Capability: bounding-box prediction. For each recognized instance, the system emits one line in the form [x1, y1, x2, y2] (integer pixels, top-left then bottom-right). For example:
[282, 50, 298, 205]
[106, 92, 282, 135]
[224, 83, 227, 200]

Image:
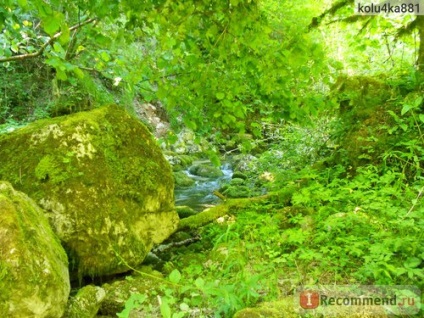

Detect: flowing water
[174, 162, 233, 211]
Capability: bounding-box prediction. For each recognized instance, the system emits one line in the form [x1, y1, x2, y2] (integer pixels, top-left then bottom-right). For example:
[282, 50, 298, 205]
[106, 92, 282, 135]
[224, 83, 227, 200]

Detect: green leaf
[95, 34, 112, 46]
[58, 23, 70, 44]
[73, 68, 84, 79]
[168, 269, 181, 284]
[183, 118, 197, 130]
[419, 114, 424, 123]
[53, 42, 65, 54]
[400, 123, 408, 131]
[117, 293, 146, 317]
[160, 298, 172, 318]
[10, 43, 19, 53]
[401, 104, 411, 116]
[195, 277, 205, 288]
[100, 51, 111, 62]
[205, 150, 220, 166]
[43, 12, 63, 36]
[37, 3, 53, 17]
[404, 257, 421, 269]
[56, 69, 67, 81]
[414, 96, 423, 107]
[216, 92, 225, 100]
[17, 0, 27, 7]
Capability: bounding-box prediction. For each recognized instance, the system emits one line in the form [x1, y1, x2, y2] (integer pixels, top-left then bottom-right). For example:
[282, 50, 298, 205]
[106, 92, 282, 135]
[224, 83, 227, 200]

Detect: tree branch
[0, 18, 97, 63]
[309, 0, 354, 30]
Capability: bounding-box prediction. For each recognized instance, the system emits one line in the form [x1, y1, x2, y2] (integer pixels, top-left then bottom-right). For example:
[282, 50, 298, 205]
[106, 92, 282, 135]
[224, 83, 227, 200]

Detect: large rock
[173, 171, 195, 187]
[0, 181, 70, 317]
[188, 163, 224, 178]
[0, 105, 178, 277]
[233, 298, 297, 318]
[64, 285, 106, 318]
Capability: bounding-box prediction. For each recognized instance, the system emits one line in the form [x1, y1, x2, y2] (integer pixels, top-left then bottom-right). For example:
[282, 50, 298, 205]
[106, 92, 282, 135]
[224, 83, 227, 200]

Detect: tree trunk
[416, 15, 424, 71]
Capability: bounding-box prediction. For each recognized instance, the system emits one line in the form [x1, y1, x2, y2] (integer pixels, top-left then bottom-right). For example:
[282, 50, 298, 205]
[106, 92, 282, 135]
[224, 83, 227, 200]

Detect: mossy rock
[232, 171, 248, 180]
[173, 171, 195, 187]
[0, 105, 179, 277]
[64, 285, 105, 318]
[0, 181, 70, 318]
[166, 154, 195, 171]
[175, 155, 194, 168]
[188, 163, 223, 178]
[175, 205, 197, 218]
[98, 269, 166, 316]
[235, 295, 388, 318]
[172, 164, 184, 172]
[233, 297, 297, 318]
[230, 178, 245, 186]
[223, 185, 251, 198]
[232, 154, 258, 172]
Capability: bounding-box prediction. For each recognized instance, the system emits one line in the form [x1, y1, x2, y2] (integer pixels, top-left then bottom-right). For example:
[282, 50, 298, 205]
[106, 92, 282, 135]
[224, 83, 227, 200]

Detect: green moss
[173, 171, 195, 187]
[235, 296, 389, 318]
[99, 270, 168, 316]
[175, 205, 197, 218]
[0, 181, 70, 317]
[0, 105, 178, 277]
[233, 297, 297, 318]
[223, 185, 251, 198]
[232, 171, 248, 180]
[35, 154, 73, 184]
[188, 163, 223, 178]
[230, 178, 245, 185]
[64, 285, 106, 318]
[331, 75, 400, 170]
[177, 195, 274, 231]
[178, 204, 228, 231]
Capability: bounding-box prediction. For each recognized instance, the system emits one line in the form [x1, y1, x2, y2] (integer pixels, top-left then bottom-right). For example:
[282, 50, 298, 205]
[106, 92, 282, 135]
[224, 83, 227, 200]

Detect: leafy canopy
[0, 0, 330, 135]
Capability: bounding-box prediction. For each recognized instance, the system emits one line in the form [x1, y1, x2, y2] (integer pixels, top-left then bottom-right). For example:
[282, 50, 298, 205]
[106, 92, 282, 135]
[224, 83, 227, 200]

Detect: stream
[174, 162, 233, 211]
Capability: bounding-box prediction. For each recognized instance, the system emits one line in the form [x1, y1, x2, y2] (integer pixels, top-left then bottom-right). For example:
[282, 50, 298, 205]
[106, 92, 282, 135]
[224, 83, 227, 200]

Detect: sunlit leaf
[401, 104, 411, 116]
[169, 269, 181, 284]
[73, 68, 84, 79]
[216, 92, 225, 100]
[43, 12, 63, 36]
[195, 277, 204, 288]
[160, 298, 172, 318]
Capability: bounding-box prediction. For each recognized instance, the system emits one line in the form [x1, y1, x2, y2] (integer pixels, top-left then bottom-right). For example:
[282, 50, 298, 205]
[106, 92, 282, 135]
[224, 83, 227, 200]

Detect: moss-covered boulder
[234, 296, 388, 318]
[165, 153, 196, 172]
[230, 178, 245, 186]
[0, 105, 178, 277]
[223, 185, 251, 198]
[233, 298, 296, 318]
[232, 171, 248, 180]
[98, 268, 165, 316]
[0, 181, 70, 318]
[173, 171, 195, 187]
[64, 285, 106, 318]
[188, 163, 223, 178]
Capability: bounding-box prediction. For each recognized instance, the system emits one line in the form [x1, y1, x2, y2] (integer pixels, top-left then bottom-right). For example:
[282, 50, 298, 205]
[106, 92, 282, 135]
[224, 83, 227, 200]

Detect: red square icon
[300, 290, 320, 309]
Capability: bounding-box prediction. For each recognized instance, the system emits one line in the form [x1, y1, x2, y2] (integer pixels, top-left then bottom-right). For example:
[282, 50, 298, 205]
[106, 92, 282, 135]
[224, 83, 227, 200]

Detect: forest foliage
[0, 0, 330, 132]
[1, 0, 424, 316]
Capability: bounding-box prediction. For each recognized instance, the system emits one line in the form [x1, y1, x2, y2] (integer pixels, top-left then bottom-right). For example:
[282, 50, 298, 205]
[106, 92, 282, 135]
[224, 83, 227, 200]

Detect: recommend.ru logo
[296, 285, 420, 316]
